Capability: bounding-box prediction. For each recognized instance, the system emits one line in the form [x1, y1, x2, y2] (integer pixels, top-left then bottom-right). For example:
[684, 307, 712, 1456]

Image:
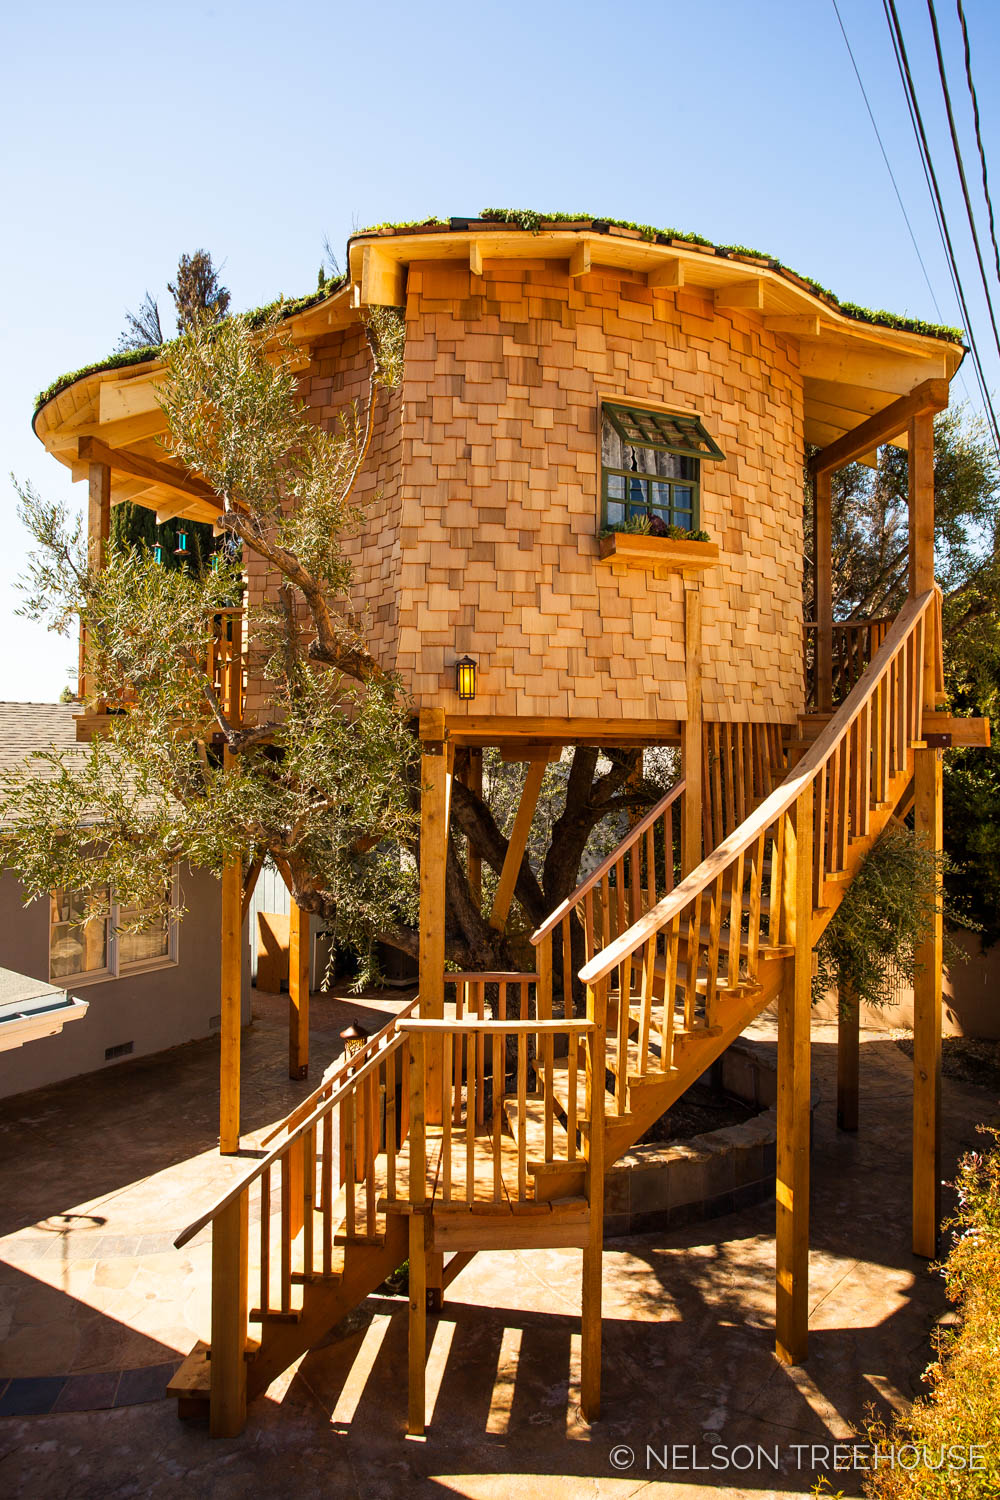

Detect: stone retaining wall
[603, 1038, 817, 1237]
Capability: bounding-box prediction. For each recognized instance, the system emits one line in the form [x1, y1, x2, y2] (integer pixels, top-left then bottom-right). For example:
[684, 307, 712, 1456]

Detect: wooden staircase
[168, 588, 942, 1438]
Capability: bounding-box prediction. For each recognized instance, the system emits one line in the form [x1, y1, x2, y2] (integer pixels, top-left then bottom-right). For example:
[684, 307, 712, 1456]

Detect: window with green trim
[601, 403, 725, 531]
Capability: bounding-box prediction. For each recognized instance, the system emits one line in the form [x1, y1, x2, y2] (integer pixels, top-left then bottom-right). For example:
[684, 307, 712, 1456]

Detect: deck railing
[804, 616, 893, 710]
[78, 606, 246, 722]
[581, 590, 940, 1088]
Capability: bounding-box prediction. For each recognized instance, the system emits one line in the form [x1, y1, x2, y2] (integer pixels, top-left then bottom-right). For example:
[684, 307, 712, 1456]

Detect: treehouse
[32, 215, 990, 1440]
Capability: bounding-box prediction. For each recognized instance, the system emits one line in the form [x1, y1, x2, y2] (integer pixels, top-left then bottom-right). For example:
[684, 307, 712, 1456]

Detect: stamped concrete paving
[0, 992, 997, 1499]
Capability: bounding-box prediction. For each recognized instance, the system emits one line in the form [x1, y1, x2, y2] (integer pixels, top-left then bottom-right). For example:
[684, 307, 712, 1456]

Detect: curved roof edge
[33, 212, 964, 426]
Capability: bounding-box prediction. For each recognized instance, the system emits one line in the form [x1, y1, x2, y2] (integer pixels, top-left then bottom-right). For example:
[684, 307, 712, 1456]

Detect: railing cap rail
[398, 1017, 593, 1034]
[530, 778, 686, 945]
[580, 591, 936, 986]
[174, 1019, 409, 1250]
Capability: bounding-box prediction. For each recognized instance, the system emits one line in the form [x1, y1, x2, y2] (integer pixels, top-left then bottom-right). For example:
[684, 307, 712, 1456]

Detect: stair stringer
[247, 1211, 409, 1401]
[603, 761, 916, 1168]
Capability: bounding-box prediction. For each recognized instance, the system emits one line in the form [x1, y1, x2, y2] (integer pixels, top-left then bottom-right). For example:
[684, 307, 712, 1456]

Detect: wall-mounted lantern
[455, 656, 478, 701]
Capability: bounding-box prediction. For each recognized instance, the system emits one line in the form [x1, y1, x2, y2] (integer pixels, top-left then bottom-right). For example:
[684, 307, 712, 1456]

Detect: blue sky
[1, 0, 998, 699]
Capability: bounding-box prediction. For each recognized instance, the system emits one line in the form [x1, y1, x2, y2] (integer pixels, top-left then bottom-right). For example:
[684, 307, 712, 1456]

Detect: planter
[597, 531, 719, 576]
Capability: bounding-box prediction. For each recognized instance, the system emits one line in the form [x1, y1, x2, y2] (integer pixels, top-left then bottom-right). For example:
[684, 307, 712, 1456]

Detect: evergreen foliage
[813, 826, 955, 1011]
[864, 1128, 1000, 1499]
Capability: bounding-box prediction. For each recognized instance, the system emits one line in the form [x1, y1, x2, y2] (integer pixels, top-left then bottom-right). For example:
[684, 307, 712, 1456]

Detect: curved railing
[580, 590, 939, 1088]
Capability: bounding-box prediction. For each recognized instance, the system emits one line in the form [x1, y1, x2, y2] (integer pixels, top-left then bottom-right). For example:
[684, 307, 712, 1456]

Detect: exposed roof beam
[76, 436, 220, 508]
[809, 378, 950, 476]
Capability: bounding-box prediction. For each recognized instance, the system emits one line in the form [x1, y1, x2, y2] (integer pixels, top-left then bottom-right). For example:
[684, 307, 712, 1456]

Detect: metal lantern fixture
[174, 530, 189, 558]
[340, 1020, 369, 1060]
[153, 544, 163, 565]
[455, 656, 477, 701]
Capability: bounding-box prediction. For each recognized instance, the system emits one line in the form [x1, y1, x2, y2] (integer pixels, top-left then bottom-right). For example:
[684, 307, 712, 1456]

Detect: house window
[50, 887, 112, 982]
[49, 870, 179, 985]
[601, 403, 725, 532]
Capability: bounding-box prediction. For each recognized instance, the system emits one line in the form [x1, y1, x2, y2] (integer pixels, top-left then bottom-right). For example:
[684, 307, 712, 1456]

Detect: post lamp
[340, 1019, 369, 1061]
[455, 655, 478, 701]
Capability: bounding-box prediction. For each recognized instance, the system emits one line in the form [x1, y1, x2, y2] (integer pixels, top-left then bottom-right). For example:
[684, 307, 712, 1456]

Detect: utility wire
[925, 0, 1000, 360]
[955, 0, 1000, 288]
[830, 0, 945, 321]
[883, 0, 1000, 461]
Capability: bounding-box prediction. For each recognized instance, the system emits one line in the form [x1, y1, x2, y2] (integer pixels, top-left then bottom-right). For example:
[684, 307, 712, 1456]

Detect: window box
[597, 531, 720, 574]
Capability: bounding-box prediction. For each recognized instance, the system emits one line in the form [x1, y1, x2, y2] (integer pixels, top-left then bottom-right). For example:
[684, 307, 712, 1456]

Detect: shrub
[863, 1128, 1000, 1498]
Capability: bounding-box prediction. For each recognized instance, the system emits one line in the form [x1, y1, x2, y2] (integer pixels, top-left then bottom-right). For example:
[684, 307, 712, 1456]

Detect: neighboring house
[0, 701, 249, 1100]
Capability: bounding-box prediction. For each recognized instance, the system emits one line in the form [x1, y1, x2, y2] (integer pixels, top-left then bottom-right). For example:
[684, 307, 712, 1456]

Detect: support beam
[814, 470, 833, 714]
[580, 979, 607, 1424]
[288, 899, 310, 1081]
[776, 784, 813, 1366]
[810, 378, 949, 476]
[489, 758, 547, 931]
[912, 747, 943, 1258]
[220, 852, 243, 1153]
[408, 1213, 428, 1434]
[681, 585, 703, 876]
[466, 748, 483, 909]
[469, 241, 484, 277]
[209, 1193, 248, 1438]
[908, 410, 936, 596]
[647, 258, 684, 289]
[837, 981, 859, 1132]
[77, 435, 219, 509]
[87, 461, 111, 574]
[419, 710, 449, 1124]
[360, 245, 406, 308]
[714, 278, 764, 310]
[569, 240, 591, 278]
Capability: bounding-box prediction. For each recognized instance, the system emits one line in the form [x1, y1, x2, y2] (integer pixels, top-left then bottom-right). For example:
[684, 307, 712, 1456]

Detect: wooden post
[419, 710, 449, 1125]
[912, 747, 943, 1258]
[407, 1027, 428, 1434]
[814, 469, 833, 714]
[776, 784, 812, 1365]
[467, 748, 483, 909]
[220, 850, 243, 1154]
[87, 461, 111, 574]
[909, 410, 938, 708]
[836, 980, 860, 1133]
[580, 978, 606, 1423]
[288, 899, 310, 1080]
[490, 758, 546, 931]
[209, 1192, 248, 1437]
[681, 584, 703, 876]
[408, 1212, 428, 1434]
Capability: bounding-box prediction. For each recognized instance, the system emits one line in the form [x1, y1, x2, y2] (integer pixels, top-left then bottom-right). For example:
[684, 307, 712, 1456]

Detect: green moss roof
[34, 211, 964, 417]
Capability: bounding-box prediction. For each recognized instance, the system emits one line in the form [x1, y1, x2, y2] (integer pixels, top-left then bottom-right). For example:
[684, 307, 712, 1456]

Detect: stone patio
[0, 988, 997, 1499]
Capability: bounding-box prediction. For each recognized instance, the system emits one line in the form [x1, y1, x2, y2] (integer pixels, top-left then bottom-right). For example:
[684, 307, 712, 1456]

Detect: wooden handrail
[580, 590, 937, 985]
[398, 1018, 593, 1034]
[444, 971, 539, 983]
[175, 1023, 408, 1249]
[530, 778, 686, 945]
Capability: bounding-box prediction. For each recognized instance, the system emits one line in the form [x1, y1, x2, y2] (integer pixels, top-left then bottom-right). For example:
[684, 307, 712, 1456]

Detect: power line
[830, 0, 946, 322]
[955, 0, 1000, 289]
[882, 0, 1000, 462]
[925, 0, 1000, 361]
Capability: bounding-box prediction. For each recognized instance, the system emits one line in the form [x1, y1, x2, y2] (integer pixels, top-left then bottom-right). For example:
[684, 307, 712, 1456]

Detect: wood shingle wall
[245, 258, 806, 728]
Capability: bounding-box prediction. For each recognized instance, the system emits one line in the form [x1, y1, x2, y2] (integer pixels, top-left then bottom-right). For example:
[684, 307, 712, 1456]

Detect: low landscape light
[340, 1020, 369, 1060]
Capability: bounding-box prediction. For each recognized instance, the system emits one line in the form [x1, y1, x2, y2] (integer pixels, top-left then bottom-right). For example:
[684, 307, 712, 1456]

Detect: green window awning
[603, 404, 725, 462]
